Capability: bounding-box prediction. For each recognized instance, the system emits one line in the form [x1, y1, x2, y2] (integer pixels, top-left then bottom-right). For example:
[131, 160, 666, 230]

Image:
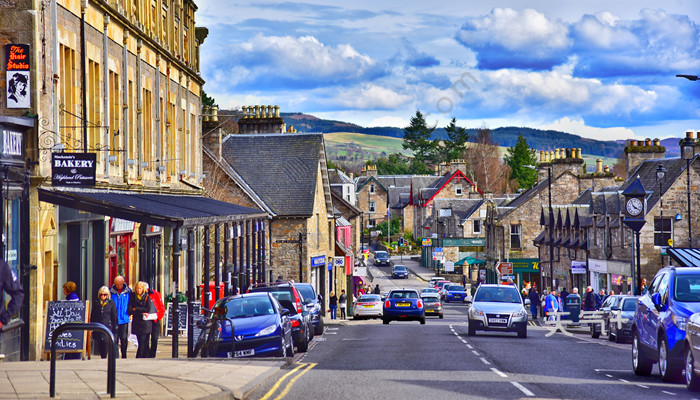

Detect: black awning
[39, 188, 268, 228]
[533, 231, 545, 245]
[668, 248, 700, 267]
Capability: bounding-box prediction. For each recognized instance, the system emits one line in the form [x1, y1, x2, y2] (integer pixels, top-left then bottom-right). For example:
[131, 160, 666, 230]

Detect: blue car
[632, 266, 700, 382]
[209, 292, 294, 358]
[382, 289, 425, 324]
[392, 265, 408, 279]
[445, 285, 467, 303]
[294, 282, 325, 335]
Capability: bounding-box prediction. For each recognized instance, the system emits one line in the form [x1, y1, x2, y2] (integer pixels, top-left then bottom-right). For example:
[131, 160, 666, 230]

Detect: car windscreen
[394, 266, 407, 271]
[622, 298, 637, 311]
[421, 288, 437, 293]
[421, 296, 439, 302]
[223, 296, 275, 318]
[376, 252, 388, 258]
[474, 287, 521, 303]
[390, 291, 418, 299]
[358, 295, 380, 302]
[674, 274, 700, 302]
[296, 285, 315, 302]
[448, 286, 465, 291]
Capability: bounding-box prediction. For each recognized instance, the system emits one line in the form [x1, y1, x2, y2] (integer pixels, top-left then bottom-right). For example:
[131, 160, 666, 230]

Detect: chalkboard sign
[43, 301, 89, 353]
[165, 302, 202, 335]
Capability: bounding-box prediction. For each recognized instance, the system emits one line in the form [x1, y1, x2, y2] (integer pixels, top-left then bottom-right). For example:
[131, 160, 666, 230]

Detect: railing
[50, 322, 116, 398]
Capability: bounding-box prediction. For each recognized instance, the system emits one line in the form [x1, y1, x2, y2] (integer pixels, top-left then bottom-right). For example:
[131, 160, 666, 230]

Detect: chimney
[596, 159, 603, 173]
[450, 159, 467, 176]
[653, 138, 660, 147]
[440, 162, 449, 175]
[555, 149, 560, 159]
[576, 148, 581, 159]
[539, 150, 544, 163]
[603, 165, 610, 173]
[625, 137, 666, 178]
[274, 105, 280, 118]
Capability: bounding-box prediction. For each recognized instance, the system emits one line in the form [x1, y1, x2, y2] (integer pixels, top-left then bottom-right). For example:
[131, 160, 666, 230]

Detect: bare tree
[463, 128, 510, 193]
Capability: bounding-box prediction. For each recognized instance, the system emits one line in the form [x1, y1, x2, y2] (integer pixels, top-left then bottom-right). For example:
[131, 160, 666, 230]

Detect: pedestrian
[63, 281, 79, 301]
[144, 283, 165, 358]
[560, 287, 569, 303]
[338, 290, 347, 319]
[275, 275, 284, 283]
[641, 278, 648, 295]
[128, 281, 154, 358]
[0, 259, 24, 358]
[597, 289, 606, 308]
[110, 276, 132, 358]
[90, 286, 117, 359]
[583, 286, 597, 311]
[373, 284, 380, 294]
[544, 289, 558, 321]
[328, 291, 337, 320]
[528, 288, 539, 319]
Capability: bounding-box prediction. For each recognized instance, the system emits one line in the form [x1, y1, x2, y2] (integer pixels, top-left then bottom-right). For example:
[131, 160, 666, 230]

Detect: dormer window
[369, 184, 375, 194]
[455, 185, 463, 196]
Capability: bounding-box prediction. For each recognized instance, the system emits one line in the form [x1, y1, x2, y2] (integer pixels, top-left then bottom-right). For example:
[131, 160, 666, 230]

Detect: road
[248, 257, 695, 400]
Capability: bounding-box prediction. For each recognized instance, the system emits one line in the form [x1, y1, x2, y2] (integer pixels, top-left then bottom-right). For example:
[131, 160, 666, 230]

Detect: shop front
[589, 259, 608, 292]
[511, 258, 540, 291]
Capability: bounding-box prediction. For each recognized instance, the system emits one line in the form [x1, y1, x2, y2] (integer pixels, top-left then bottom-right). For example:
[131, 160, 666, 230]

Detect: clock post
[622, 177, 649, 295]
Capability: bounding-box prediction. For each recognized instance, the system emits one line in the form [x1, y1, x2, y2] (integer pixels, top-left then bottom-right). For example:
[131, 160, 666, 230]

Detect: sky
[196, 1, 700, 141]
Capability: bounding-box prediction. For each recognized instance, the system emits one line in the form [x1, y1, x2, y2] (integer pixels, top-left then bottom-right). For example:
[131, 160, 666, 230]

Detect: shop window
[654, 217, 672, 247]
[510, 224, 522, 249]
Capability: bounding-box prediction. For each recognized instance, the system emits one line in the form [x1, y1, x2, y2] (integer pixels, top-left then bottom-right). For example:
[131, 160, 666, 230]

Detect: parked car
[684, 312, 700, 391]
[421, 293, 443, 319]
[383, 289, 425, 325]
[352, 294, 383, 319]
[632, 266, 700, 382]
[248, 282, 313, 352]
[392, 264, 409, 279]
[590, 294, 626, 339]
[445, 285, 468, 303]
[608, 296, 638, 343]
[207, 292, 294, 358]
[374, 251, 391, 267]
[293, 282, 324, 335]
[429, 277, 446, 287]
[467, 284, 527, 338]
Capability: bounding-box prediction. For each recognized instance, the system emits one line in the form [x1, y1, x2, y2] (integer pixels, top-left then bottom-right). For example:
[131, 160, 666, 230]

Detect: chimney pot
[254, 105, 260, 118]
[687, 130, 695, 140]
[539, 150, 544, 163]
[653, 138, 660, 146]
[577, 148, 582, 159]
[603, 165, 610, 173]
[645, 138, 652, 146]
[275, 105, 280, 118]
[629, 140, 637, 146]
[596, 159, 603, 174]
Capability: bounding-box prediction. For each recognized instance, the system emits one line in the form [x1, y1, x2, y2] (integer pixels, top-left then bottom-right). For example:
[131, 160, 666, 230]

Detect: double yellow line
[259, 363, 317, 400]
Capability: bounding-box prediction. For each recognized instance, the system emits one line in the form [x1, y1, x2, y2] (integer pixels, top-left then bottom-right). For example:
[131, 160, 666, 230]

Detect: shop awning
[39, 188, 268, 228]
[455, 256, 486, 266]
[668, 248, 700, 267]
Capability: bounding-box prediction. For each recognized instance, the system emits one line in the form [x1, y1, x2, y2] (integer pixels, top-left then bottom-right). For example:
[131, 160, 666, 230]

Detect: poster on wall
[5, 44, 30, 109]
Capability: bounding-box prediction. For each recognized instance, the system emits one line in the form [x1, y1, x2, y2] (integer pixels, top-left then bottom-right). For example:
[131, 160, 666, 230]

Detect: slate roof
[621, 156, 696, 211]
[499, 178, 549, 218]
[221, 133, 327, 217]
[432, 198, 484, 222]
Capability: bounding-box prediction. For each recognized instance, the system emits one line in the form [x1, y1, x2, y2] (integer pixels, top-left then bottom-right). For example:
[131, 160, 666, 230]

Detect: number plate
[488, 318, 508, 324]
[233, 349, 255, 358]
[396, 302, 411, 307]
[363, 305, 373, 308]
[454, 294, 461, 298]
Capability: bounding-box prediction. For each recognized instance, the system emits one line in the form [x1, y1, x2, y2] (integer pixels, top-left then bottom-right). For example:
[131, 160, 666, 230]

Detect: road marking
[661, 391, 676, 396]
[327, 328, 338, 330]
[636, 384, 649, 389]
[270, 363, 316, 400]
[510, 381, 534, 397]
[594, 369, 629, 372]
[480, 357, 491, 365]
[341, 338, 365, 341]
[605, 374, 613, 378]
[466, 344, 473, 349]
[259, 363, 310, 400]
[491, 368, 508, 378]
[325, 332, 337, 335]
[471, 350, 480, 356]
[618, 379, 629, 383]
[460, 339, 467, 344]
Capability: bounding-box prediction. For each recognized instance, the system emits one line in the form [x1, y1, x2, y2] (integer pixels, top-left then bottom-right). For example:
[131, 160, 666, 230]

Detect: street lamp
[677, 74, 699, 81]
[526, 164, 554, 293]
[656, 164, 666, 262]
[681, 137, 696, 248]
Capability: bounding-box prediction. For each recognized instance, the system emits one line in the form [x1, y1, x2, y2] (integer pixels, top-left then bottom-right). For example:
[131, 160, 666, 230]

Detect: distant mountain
[281, 112, 684, 159]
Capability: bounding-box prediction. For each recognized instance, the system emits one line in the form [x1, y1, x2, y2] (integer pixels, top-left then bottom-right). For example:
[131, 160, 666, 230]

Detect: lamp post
[656, 164, 666, 263]
[681, 137, 696, 248]
[525, 164, 553, 293]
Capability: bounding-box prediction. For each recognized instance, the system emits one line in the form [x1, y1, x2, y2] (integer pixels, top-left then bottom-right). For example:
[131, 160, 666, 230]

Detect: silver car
[467, 284, 528, 338]
[421, 293, 443, 319]
[352, 294, 383, 319]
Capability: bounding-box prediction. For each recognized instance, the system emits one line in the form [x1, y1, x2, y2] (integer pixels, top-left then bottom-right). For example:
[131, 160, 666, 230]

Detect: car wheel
[439, 314, 444, 319]
[632, 330, 653, 376]
[354, 315, 362, 320]
[277, 336, 288, 357]
[687, 344, 700, 391]
[314, 318, 324, 335]
[609, 322, 615, 342]
[591, 324, 600, 339]
[308, 323, 315, 340]
[467, 322, 476, 336]
[659, 335, 682, 382]
[383, 318, 389, 325]
[445, 299, 449, 303]
[420, 318, 426, 325]
[297, 329, 309, 352]
[518, 326, 527, 338]
[287, 337, 295, 357]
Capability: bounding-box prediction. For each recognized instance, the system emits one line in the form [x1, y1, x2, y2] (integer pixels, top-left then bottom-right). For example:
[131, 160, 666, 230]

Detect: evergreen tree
[375, 153, 412, 175]
[504, 134, 538, 189]
[402, 110, 438, 166]
[440, 117, 470, 163]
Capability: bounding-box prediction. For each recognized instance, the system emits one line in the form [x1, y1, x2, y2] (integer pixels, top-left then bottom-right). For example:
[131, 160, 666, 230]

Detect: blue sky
[196, 1, 700, 140]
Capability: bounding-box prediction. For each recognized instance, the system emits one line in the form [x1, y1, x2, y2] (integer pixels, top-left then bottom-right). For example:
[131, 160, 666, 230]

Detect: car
[632, 266, 700, 382]
[421, 287, 439, 295]
[248, 282, 314, 352]
[392, 264, 409, 279]
[429, 277, 446, 287]
[352, 294, 383, 319]
[467, 284, 528, 338]
[374, 251, 391, 267]
[435, 281, 451, 299]
[293, 282, 324, 335]
[685, 312, 700, 391]
[383, 289, 425, 324]
[589, 294, 626, 339]
[207, 292, 294, 358]
[421, 293, 443, 318]
[608, 296, 637, 343]
[445, 285, 468, 303]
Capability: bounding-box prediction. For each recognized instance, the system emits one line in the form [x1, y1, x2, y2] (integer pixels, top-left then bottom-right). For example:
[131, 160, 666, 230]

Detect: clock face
[626, 197, 643, 216]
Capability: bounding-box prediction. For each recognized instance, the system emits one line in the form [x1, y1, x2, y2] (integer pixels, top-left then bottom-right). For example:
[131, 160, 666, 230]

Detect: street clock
[622, 176, 648, 231]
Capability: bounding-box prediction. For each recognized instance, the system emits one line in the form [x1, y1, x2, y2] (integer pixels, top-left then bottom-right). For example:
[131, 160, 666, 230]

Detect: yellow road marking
[258, 363, 309, 400]
[271, 363, 316, 400]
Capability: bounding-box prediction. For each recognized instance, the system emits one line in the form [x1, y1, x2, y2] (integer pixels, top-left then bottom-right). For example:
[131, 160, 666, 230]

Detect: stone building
[355, 165, 389, 230]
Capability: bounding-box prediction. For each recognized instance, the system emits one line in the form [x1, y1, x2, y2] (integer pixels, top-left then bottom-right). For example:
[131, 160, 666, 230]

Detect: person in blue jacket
[110, 276, 131, 358]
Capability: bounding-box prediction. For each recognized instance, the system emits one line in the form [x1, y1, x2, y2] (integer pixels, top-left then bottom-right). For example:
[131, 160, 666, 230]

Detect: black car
[590, 295, 626, 338]
[392, 265, 408, 279]
[608, 296, 637, 343]
[374, 251, 391, 267]
[248, 282, 313, 352]
[294, 282, 324, 335]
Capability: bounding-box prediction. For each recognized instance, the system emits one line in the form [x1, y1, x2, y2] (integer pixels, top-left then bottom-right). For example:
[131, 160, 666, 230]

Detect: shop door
[141, 235, 160, 289]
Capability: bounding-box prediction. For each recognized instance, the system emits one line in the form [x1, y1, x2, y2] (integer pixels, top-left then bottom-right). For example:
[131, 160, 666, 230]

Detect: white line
[480, 357, 491, 365]
[327, 328, 338, 330]
[605, 374, 613, 378]
[490, 368, 508, 378]
[326, 332, 337, 335]
[466, 344, 473, 349]
[594, 369, 629, 372]
[472, 350, 480, 356]
[636, 384, 649, 389]
[510, 381, 534, 397]
[662, 391, 677, 396]
[619, 379, 629, 383]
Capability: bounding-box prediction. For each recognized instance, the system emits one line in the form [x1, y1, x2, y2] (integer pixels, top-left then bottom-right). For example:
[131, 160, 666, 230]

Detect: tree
[504, 133, 538, 190]
[202, 90, 217, 108]
[376, 218, 402, 238]
[440, 117, 470, 163]
[463, 128, 510, 193]
[375, 153, 412, 175]
[403, 110, 438, 166]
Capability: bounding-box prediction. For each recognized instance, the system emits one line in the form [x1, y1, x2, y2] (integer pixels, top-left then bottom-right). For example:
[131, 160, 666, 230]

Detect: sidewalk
[0, 334, 289, 400]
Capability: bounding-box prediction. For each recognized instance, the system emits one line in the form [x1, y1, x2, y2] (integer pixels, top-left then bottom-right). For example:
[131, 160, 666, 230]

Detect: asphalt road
[248, 258, 697, 400]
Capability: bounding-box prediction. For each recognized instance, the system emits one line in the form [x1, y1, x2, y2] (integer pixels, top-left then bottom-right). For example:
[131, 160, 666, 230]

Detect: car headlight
[471, 307, 484, 317]
[512, 309, 527, 318]
[255, 325, 277, 337]
[673, 315, 688, 331]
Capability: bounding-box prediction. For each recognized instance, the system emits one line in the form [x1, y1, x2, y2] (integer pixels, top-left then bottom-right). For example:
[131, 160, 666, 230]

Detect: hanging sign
[5, 44, 30, 109]
[51, 153, 97, 186]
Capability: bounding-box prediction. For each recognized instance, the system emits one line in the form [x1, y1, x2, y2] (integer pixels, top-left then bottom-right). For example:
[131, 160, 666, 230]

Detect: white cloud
[334, 84, 413, 110]
[368, 116, 409, 128]
[540, 117, 638, 141]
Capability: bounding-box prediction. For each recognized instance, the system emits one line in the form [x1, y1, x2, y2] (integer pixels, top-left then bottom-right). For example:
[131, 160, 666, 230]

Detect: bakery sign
[51, 153, 96, 186]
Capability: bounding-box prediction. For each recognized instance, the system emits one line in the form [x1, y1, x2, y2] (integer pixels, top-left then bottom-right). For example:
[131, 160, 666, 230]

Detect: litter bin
[200, 282, 225, 311]
[566, 294, 582, 323]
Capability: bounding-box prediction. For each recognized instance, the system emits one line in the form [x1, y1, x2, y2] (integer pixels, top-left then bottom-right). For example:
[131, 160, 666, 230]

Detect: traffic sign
[422, 238, 432, 246]
[496, 262, 513, 275]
